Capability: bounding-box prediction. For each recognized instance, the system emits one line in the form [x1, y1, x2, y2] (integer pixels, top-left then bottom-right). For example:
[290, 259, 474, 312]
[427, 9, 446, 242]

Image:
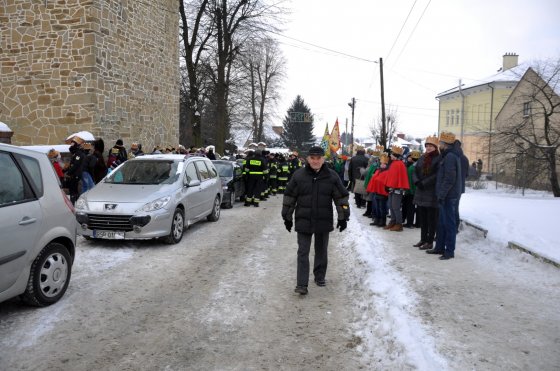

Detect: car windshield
[214, 162, 233, 177]
[105, 160, 182, 185]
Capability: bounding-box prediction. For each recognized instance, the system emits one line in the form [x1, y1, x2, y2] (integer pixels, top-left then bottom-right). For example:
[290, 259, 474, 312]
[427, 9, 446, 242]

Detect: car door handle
[19, 217, 37, 225]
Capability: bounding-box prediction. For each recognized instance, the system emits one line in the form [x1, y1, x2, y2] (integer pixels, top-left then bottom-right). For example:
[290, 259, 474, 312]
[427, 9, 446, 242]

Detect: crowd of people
[338, 131, 469, 260]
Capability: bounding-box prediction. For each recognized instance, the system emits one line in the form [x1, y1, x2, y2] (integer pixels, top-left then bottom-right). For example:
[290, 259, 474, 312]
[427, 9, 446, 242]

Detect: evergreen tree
[281, 95, 316, 153]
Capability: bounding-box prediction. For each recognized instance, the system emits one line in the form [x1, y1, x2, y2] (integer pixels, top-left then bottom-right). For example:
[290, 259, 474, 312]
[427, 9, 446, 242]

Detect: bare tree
[179, 0, 213, 147]
[492, 59, 560, 196]
[370, 107, 399, 148]
[207, 0, 282, 154]
[240, 37, 285, 143]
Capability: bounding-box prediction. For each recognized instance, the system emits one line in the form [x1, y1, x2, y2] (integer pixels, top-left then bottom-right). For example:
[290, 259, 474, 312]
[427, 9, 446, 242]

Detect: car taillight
[61, 189, 75, 214]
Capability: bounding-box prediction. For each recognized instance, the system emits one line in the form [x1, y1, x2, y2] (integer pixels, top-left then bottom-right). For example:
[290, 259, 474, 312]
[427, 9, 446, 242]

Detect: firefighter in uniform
[244, 149, 266, 207]
[277, 154, 290, 194]
[268, 153, 278, 195]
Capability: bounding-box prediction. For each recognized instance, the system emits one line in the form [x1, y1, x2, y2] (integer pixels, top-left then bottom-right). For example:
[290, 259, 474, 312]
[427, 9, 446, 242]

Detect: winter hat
[439, 132, 456, 145]
[116, 139, 124, 146]
[71, 136, 84, 145]
[307, 146, 325, 157]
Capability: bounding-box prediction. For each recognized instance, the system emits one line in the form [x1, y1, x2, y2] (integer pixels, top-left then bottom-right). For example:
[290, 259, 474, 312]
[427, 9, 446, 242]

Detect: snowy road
[1, 195, 559, 370]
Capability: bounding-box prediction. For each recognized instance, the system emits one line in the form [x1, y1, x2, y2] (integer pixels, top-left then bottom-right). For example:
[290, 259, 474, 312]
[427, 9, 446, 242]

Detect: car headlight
[137, 196, 171, 212]
[75, 197, 88, 210]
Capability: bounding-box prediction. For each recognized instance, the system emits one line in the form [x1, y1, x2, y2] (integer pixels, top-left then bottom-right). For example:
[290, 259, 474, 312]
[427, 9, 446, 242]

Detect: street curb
[507, 241, 560, 269]
[461, 218, 559, 269]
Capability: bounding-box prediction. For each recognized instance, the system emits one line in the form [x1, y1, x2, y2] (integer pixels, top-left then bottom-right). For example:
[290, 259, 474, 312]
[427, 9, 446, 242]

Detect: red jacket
[385, 160, 410, 190]
[367, 168, 389, 196]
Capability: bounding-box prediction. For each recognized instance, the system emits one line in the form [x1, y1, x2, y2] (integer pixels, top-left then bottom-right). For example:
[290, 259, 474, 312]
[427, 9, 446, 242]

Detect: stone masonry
[0, 0, 179, 149]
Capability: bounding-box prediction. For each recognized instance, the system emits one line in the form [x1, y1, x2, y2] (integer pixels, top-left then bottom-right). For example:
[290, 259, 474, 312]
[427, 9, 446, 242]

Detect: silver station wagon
[75, 155, 222, 244]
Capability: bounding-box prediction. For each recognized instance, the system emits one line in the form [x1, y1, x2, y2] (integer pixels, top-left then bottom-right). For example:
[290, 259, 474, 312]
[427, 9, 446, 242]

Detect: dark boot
[370, 219, 379, 226]
[294, 286, 308, 295]
[419, 242, 433, 250]
[413, 240, 425, 247]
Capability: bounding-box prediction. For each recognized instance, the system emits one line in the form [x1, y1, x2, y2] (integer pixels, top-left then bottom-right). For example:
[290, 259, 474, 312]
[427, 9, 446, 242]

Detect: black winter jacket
[282, 164, 350, 233]
[412, 152, 441, 208]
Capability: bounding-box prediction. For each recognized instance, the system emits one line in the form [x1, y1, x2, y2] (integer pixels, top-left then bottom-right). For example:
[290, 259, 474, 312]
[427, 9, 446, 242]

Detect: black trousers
[296, 232, 329, 287]
[417, 206, 438, 243]
[402, 194, 416, 226]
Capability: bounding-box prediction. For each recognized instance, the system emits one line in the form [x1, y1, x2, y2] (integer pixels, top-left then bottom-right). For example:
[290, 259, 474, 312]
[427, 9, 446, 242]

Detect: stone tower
[0, 0, 179, 149]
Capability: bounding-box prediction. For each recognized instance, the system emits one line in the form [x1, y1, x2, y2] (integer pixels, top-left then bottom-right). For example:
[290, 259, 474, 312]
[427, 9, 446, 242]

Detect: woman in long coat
[412, 136, 441, 250]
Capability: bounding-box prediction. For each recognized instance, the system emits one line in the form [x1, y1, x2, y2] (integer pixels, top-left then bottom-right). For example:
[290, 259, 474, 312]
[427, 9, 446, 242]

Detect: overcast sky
[275, 0, 560, 140]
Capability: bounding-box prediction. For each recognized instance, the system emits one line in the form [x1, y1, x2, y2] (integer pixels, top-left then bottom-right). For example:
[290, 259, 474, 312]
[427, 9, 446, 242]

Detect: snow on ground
[341, 210, 447, 370]
[460, 183, 560, 264]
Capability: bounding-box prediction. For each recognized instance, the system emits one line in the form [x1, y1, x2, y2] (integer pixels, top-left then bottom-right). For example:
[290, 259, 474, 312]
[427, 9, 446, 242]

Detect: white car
[75, 154, 222, 244]
[0, 143, 76, 306]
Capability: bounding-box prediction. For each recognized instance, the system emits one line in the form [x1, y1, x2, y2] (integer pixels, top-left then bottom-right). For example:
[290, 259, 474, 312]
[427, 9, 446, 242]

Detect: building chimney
[502, 52, 519, 71]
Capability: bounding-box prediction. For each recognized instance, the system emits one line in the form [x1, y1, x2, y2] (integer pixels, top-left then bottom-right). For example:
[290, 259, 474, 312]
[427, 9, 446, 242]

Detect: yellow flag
[320, 123, 330, 158]
[329, 118, 341, 152]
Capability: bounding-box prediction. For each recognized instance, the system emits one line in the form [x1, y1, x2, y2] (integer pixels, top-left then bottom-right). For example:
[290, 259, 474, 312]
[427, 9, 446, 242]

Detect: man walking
[281, 146, 350, 295]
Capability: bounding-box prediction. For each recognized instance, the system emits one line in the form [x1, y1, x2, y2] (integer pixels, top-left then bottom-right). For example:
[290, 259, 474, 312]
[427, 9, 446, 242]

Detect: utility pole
[348, 98, 355, 155]
[345, 118, 348, 154]
[380, 57, 387, 148]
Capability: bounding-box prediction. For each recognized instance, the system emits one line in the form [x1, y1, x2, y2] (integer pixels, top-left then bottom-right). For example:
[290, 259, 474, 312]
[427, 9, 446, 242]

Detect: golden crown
[425, 136, 439, 147]
[390, 145, 403, 156]
[410, 150, 421, 159]
[439, 132, 456, 144]
[375, 145, 385, 152]
[380, 153, 390, 164]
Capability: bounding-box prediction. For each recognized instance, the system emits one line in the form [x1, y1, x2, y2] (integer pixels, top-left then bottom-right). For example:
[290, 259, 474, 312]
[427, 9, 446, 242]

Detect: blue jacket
[436, 146, 462, 201]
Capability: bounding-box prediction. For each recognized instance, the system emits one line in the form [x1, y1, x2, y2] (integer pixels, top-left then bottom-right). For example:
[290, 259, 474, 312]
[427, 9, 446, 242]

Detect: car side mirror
[185, 179, 201, 187]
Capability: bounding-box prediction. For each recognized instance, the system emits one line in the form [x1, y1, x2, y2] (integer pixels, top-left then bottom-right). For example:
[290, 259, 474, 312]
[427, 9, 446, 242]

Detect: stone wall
[0, 0, 179, 150]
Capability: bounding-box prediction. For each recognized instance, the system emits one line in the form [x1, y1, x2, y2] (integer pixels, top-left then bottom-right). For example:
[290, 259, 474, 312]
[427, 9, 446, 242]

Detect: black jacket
[348, 153, 369, 181]
[412, 152, 441, 208]
[282, 163, 350, 233]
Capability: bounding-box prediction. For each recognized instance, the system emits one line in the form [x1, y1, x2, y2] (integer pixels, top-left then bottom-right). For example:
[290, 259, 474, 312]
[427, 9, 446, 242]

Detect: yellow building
[436, 53, 522, 172]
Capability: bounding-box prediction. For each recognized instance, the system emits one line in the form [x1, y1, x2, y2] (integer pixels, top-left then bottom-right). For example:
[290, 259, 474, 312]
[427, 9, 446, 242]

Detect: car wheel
[207, 195, 221, 221]
[224, 191, 234, 209]
[22, 242, 72, 307]
[164, 208, 185, 244]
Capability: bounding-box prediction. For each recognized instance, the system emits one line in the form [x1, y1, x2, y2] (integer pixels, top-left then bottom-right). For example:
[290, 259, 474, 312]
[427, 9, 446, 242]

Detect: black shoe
[370, 219, 378, 226]
[314, 278, 326, 287]
[426, 248, 444, 255]
[413, 240, 425, 247]
[253, 203, 259, 207]
[419, 242, 433, 250]
[439, 255, 454, 260]
[294, 286, 308, 295]
[244, 201, 251, 207]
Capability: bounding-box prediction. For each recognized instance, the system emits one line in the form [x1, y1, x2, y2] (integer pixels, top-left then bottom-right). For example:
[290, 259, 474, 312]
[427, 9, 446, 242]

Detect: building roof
[436, 63, 528, 98]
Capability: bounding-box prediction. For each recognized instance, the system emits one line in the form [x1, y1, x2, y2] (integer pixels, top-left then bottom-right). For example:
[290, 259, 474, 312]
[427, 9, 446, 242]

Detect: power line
[392, 0, 432, 67]
[266, 29, 378, 64]
[385, 0, 418, 62]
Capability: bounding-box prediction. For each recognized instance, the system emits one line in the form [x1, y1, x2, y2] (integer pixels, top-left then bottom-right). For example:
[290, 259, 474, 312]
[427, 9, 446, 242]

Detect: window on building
[523, 102, 532, 117]
[446, 110, 450, 126]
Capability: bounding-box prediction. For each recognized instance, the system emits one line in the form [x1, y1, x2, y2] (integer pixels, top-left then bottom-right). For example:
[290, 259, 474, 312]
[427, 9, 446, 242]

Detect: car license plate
[93, 230, 125, 239]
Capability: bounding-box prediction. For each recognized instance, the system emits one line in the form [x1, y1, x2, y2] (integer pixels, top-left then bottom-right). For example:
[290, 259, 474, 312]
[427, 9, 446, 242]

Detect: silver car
[0, 143, 76, 306]
[75, 154, 222, 244]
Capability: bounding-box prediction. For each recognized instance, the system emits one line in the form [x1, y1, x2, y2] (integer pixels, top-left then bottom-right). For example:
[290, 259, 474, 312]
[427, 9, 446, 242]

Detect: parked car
[75, 154, 222, 244]
[0, 143, 76, 306]
[212, 160, 245, 209]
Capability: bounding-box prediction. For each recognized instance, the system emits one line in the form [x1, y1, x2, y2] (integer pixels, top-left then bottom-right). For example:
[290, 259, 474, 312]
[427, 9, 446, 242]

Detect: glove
[336, 219, 347, 232]
[284, 219, 293, 232]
